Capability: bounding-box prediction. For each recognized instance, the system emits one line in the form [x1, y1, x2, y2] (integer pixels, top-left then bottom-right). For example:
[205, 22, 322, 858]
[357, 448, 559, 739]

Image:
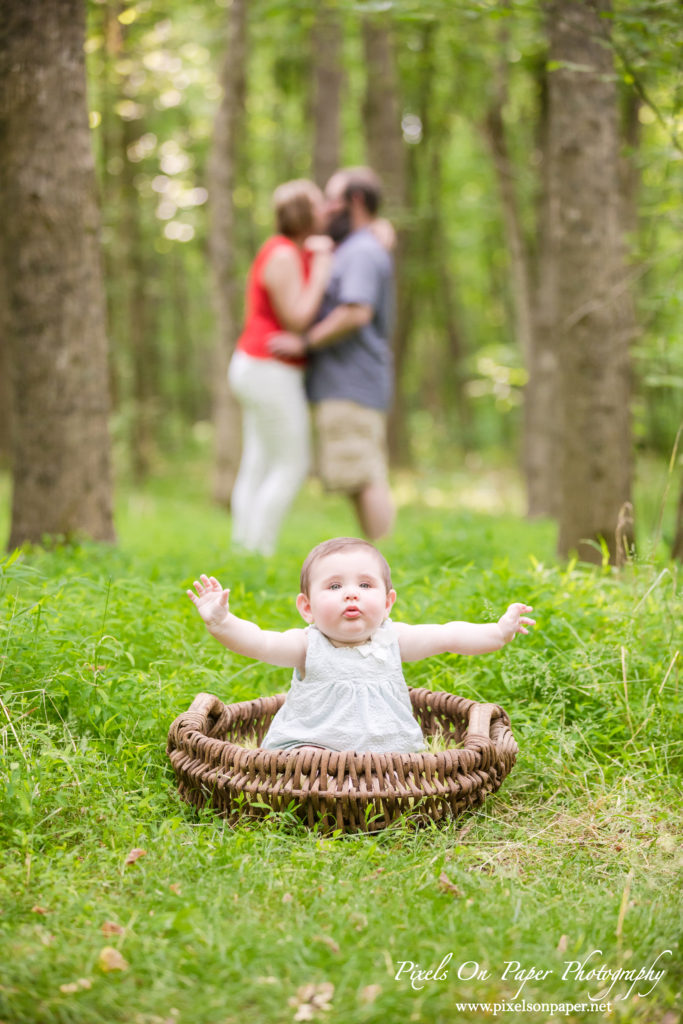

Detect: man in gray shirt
[270, 167, 395, 539]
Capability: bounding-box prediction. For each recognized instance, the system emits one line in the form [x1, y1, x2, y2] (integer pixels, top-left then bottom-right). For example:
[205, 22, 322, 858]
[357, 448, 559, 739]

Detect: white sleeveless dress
[261, 620, 426, 753]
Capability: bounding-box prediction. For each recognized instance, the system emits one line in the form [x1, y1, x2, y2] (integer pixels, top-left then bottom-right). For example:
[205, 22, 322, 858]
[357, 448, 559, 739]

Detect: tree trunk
[672, 478, 683, 562]
[409, 23, 470, 447]
[547, 0, 635, 564]
[0, 278, 11, 464]
[121, 111, 158, 481]
[99, 0, 123, 416]
[525, 59, 562, 517]
[0, 0, 115, 548]
[311, 2, 343, 190]
[484, 101, 533, 371]
[482, 21, 560, 517]
[361, 19, 405, 217]
[619, 87, 641, 239]
[361, 17, 411, 464]
[170, 248, 200, 423]
[208, 0, 248, 507]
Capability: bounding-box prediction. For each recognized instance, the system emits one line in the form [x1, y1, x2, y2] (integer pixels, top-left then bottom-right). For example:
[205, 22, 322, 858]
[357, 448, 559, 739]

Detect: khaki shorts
[314, 399, 389, 493]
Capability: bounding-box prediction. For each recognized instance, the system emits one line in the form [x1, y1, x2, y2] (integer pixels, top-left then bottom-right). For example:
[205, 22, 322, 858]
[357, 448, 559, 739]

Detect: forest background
[0, 2, 682, 1023]
[0, 0, 682, 557]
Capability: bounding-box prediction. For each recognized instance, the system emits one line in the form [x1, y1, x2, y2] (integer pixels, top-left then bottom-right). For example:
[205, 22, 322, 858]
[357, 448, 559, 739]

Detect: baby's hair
[300, 538, 392, 595]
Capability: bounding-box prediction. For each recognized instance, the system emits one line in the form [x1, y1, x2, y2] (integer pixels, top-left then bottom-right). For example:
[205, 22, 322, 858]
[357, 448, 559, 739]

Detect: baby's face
[296, 548, 396, 645]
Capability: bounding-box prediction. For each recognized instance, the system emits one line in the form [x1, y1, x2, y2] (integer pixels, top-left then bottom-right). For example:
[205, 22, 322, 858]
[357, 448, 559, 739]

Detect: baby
[187, 537, 535, 754]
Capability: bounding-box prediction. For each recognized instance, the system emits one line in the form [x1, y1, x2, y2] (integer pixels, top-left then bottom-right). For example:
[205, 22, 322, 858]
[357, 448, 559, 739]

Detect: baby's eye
[329, 583, 341, 590]
[360, 582, 372, 588]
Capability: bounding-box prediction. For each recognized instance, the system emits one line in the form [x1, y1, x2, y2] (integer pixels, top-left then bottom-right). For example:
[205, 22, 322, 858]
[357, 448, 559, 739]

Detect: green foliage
[81, 0, 683, 474]
[0, 462, 680, 1022]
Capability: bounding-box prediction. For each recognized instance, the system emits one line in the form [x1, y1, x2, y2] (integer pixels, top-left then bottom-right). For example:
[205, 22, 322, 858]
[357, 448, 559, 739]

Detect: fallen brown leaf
[101, 921, 125, 936]
[313, 934, 340, 955]
[438, 871, 463, 897]
[31, 906, 50, 915]
[98, 946, 129, 973]
[59, 978, 92, 995]
[124, 848, 146, 866]
[360, 984, 382, 1004]
[288, 981, 334, 1021]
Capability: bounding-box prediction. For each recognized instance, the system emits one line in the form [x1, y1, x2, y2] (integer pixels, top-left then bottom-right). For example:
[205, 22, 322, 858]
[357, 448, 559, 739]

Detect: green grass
[0, 453, 681, 1024]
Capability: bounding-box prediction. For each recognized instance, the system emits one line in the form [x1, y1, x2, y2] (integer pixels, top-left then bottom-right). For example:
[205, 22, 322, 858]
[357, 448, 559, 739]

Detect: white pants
[228, 350, 310, 556]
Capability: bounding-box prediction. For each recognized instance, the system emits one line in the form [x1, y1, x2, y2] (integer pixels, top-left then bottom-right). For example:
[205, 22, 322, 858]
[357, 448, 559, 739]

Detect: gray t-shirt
[305, 227, 394, 411]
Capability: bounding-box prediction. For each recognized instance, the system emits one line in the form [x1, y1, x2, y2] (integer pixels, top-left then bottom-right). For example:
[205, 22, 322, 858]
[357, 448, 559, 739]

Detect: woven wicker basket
[167, 687, 518, 834]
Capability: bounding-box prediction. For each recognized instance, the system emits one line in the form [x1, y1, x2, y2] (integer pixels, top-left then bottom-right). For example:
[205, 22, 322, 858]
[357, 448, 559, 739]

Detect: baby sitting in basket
[187, 537, 534, 754]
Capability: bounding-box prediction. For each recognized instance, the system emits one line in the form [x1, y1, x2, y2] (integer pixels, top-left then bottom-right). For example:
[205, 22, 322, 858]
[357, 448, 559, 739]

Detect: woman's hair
[272, 179, 321, 239]
[300, 537, 392, 595]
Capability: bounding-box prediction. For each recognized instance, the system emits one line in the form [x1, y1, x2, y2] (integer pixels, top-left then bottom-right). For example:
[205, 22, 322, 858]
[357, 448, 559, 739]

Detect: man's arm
[393, 604, 535, 662]
[267, 302, 372, 360]
[306, 302, 372, 348]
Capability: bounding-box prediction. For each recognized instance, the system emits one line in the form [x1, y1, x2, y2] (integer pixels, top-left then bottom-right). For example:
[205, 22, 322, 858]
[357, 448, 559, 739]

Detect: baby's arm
[187, 574, 307, 670]
[394, 603, 534, 662]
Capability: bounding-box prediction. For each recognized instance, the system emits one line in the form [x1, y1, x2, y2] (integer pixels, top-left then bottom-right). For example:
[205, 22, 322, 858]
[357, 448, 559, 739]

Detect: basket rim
[167, 686, 517, 774]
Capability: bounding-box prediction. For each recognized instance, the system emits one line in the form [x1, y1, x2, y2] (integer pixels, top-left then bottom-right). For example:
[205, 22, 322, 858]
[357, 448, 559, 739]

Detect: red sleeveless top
[236, 235, 311, 366]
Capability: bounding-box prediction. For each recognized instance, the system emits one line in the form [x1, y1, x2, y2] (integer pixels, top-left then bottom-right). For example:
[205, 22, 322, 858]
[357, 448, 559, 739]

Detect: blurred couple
[228, 167, 396, 557]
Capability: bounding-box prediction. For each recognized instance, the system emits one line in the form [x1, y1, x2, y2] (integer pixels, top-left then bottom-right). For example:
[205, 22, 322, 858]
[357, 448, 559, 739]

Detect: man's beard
[327, 207, 352, 244]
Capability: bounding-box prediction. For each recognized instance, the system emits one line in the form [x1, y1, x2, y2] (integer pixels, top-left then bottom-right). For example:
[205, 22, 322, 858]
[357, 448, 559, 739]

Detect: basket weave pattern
[167, 687, 518, 833]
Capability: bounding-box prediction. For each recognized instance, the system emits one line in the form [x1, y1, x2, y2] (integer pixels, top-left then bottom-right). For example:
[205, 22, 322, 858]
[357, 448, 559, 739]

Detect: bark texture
[547, 0, 634, 563]
[361, 19, 405, 216]
[483, 29, 561, 517]
[121, 110, 158, 482]
[418, 23, 470, 446]
[0, 0, 115, 547]
[525, 61, 562, 518]
[311, 3, 343, 190]
[0, 282, 11, 463]
[672, 479, 683, 562]
[208, 0, 247, 507]
[362, 17, 410, 463]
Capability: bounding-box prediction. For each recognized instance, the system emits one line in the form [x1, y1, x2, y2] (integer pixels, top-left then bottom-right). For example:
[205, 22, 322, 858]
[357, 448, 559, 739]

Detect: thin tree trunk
[361, 19, 405, 217]
[362, 17, 411, 464]
[121, 111, 157, 481]
[547, 0, 635, 563]
[208, 0, 248, 507]
[482, 20, 560, 516]
[170, 249, 199, 423]
[415, 23, 470, 444]
[427, 141, 471, 442]
[99, 0, 123, 415]
[0, 276, 11, 464]
[524, 59, 561, 517]
[483, 102, 533, 369]
[672, 478, 683, 561]
[0, 0, 115, 548]
[311, 2, 343, 190]
[620, 87, 641, 239]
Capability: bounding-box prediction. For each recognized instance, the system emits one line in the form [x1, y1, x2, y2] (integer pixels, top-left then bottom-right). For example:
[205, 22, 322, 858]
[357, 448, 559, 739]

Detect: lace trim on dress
[352, 619, 395, 663]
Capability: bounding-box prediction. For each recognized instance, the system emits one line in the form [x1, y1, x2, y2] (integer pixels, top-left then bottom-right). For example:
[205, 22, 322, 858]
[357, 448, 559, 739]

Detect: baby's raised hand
[497, 603, 535, 644]
[187, 574, 231, 630]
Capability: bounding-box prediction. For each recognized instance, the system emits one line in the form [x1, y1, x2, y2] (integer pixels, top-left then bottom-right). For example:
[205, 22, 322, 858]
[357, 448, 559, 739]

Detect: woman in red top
[228, 180, 332, 556]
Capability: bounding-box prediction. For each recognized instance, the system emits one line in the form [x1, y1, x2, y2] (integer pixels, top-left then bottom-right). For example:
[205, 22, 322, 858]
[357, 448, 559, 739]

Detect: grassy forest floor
[0, 449, 681, 1024]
